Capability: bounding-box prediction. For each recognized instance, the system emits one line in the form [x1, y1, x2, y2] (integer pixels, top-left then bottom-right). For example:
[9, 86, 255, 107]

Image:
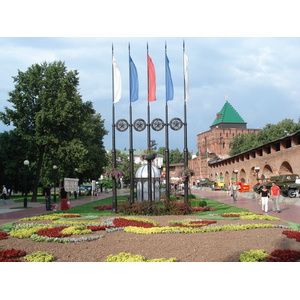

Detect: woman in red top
[270, 182, 281, 213]
[60, 187, 69, 213]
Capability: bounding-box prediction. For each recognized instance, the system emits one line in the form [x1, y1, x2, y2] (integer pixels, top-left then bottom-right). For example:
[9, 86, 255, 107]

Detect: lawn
[50, 195, 252, 216]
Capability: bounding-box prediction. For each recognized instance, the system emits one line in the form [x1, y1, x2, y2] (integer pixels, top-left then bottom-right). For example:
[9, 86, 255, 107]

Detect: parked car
[252, 174, 300, 198]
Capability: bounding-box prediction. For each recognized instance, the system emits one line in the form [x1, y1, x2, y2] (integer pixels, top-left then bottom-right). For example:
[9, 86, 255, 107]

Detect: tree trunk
[31, 146, 46, 202]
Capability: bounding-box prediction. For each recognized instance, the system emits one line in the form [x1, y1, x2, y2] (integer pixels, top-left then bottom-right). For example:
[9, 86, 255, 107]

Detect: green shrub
[190, 199, 207, 207]
[239, 249, 269, 262]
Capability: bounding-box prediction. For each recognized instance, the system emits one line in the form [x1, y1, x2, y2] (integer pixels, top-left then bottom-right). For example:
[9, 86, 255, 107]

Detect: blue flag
[129, 56, 139, 102]
[165, 54, 174, 101]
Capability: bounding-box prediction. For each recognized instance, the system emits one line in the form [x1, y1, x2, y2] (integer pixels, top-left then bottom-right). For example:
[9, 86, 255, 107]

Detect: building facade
[189, 99, 260, 184]
[208, 130, 300, 187]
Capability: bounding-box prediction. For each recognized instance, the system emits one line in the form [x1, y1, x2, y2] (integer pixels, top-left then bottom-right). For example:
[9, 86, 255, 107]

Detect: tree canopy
[0, 61, 108, 200]
[229, 118, 300, 156]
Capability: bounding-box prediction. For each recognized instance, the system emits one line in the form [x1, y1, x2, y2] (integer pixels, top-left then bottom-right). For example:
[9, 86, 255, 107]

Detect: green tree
[0, 61, 107, 200]
[157, 147, 192, 164]
[229, 118, 300, 156]
[0, 130, 35, 193]
[104, 150, 141, 185]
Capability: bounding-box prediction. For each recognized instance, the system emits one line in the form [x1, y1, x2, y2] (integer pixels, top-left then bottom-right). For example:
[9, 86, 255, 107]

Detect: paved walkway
[0, 190, 129, 227]
[1, 188, 300, 226]
[191, 187, 300, 224]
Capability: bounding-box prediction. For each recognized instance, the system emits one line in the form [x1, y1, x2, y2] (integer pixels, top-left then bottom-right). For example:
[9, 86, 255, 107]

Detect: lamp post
[233, 169, 239, 182]
[53, 165, 58, 202]
[254, 167, 260, 182]
[23, 160, 29, 208]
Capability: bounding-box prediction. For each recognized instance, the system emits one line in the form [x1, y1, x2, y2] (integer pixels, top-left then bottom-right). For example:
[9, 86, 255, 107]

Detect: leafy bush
[239, 249, 269, 262]
[190, 199, 207, 207]
[105, 252, 176, 262]
[24, 251, 55, 262]
[119, 199, 193, 215]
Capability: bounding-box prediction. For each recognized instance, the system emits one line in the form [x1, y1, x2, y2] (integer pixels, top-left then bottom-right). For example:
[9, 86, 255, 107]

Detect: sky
[2, 36, 300, 153]
[1, 1, 300, 156]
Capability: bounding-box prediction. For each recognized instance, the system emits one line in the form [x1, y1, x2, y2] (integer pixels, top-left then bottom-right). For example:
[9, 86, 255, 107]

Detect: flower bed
[239, 249, 269, 262]
[105, 252, 176, 262]
[0, 248, 26, 262]
[241, 214, 280, 221]
[20, 213, 82, 221]
[36, 226, 71, 238]
[266, 249, 300, 262]
[221, 213, 240, 218]
[113, 217, 158, 228]
[192, 206, 215, 212]
[282, 230, 300, 242]
[24, 251, 55, 262]
[10, 224, 52, 239]
[0, 231, 8, 240]
[94, 204, 113, 211]
[123, 223, 276, 234]
[168, 219, 217, 227]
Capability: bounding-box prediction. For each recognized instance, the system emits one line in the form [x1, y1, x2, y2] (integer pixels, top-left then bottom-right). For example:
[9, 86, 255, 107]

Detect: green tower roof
[211, 101, 246, 126]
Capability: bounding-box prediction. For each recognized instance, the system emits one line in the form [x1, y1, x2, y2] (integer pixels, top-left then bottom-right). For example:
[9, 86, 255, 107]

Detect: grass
[2, 194, 300, 231]
[51, 195, 251, 216]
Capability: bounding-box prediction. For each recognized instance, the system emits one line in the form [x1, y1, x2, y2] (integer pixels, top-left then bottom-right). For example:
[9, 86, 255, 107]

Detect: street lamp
[23, 160, 29, 208]
[254, 167, 260, 181]
[233, 169, 239, 182]
[53, 165, 58, 202]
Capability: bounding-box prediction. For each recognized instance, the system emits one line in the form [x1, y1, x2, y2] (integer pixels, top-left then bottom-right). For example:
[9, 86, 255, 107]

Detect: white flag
[113, 56, 121, 103]
[184, 53, 189, 101]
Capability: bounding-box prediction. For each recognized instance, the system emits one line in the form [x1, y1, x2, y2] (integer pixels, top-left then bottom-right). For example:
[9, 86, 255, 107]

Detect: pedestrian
[230, 182, 238, 201]
[43, 184, 52, 211]
[259, 185, 270, 213]
[1, 185, 7, 200]
[60, 187, 69, 213]
[270, 182, 281, 213]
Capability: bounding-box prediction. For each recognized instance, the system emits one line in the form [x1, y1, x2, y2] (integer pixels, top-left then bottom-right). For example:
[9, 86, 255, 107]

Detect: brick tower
[189, 99, 260, 182]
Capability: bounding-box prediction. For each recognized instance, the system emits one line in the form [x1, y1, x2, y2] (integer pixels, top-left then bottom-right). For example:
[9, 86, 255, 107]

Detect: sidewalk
[0, 190, 129, 227]
[191, 187, 300, 224]
[1, 188, 300, 226]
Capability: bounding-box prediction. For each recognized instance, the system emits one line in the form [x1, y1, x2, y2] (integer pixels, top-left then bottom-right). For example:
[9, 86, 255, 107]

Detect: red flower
[36, 226, 71, 237]
[192, 206, 215, 212]
[0, 231, 8, 240]
[282, 230, 300, 242]
[113, 218, 155, 228]
[221, 213, 240, 218]
[63, 214, 81, 218]
[0, 248, 27, 262]
[87, 225, 114, 231]
[94, 205, 113, 211]
[266, 249, 300, 262]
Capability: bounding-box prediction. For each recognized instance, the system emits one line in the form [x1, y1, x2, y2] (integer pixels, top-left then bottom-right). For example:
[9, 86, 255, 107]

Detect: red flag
[147, 54, 156, 102]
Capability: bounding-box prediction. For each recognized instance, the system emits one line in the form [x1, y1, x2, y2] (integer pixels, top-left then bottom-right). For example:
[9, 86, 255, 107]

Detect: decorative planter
[144, 153, 156, 161]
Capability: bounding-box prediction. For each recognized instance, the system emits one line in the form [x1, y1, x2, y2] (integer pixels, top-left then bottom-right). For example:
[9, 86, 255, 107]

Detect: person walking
[270, 182, 281, 213]
[1, 185, 7, 200]
[230, 182, 238, 201]
[60, 187, 69, 213]
[259, 185, 270, 213]
[44, 184, 52, 211]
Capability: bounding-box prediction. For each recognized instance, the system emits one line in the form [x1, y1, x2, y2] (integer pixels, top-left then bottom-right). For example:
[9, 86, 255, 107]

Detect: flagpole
[129, 43, 134, 204]
[111, 44, 118, 212]
[147, 43, 152, 203]
[183, 40, 189, 203]
[165, 42, 170, 200]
